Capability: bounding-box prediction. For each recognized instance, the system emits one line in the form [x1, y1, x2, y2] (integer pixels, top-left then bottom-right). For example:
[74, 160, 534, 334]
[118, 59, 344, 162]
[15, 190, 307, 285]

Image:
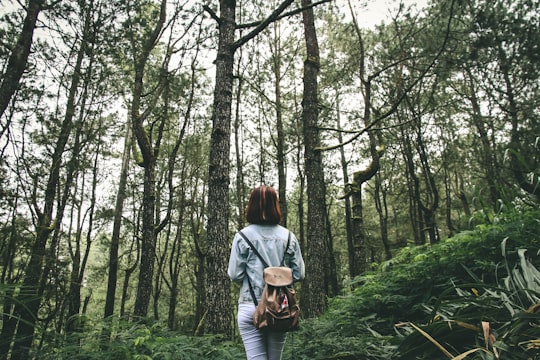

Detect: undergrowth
[32, 209, 540, 359]
[286, 208, 540, 360]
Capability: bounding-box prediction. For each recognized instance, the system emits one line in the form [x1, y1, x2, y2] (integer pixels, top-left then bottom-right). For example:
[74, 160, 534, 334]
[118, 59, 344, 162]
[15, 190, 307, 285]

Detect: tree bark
[374, 173, 392, 260]
[272, 29, 288, 226]
[204, 0, 296, 334]
[464, 68, 501, 209]
[300, 0, 327, 318]
[205, 0, 236, 335]
[0, 0, 44, 120]
[104, 117, 132, 319]
[131, 0, 168, 319]
[9, 7, 88, 354]
[336, 96, 355, 282]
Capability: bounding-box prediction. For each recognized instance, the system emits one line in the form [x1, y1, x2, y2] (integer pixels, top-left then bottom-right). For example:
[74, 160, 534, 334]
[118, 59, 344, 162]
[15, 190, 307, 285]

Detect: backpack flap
[263, 267, 293, 287]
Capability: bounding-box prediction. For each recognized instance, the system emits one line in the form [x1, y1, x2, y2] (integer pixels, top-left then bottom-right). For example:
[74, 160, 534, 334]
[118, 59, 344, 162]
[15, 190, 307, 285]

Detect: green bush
[35, 209, 539, 360]
[37, 321, 246, 360]
[287, 208, 540, 360]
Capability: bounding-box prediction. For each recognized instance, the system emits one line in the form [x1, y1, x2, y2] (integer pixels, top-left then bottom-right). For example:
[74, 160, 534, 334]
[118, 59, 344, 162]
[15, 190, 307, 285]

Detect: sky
[337, 0, 430, 28]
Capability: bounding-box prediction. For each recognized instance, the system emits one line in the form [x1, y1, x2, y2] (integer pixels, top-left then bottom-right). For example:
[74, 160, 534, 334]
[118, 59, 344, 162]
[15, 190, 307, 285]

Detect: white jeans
[237, 303, 287, 360]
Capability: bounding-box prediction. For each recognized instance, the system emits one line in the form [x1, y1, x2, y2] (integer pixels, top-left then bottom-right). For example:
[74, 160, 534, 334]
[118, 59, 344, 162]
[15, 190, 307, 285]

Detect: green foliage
[36, 320, 245, 360]
[20, 207, 540, 360]
[282, 208, 540, 359]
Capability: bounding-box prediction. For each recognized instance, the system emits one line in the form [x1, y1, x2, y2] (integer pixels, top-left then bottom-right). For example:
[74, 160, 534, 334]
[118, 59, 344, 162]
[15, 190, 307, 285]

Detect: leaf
[405, 322, 455, 359]
[450, 347, 487, 360]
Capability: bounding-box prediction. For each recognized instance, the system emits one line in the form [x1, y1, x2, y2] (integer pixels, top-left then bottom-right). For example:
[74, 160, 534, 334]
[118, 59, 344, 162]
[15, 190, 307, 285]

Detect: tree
[126, 0, 169, 319]
[469, 0, 540, 202]
[203, 0, 297, 335]
[104, 117, 132, 320]
[6, 1, 100, 355]
[0, 0, 44, 120]
[300, 0, 327, 318]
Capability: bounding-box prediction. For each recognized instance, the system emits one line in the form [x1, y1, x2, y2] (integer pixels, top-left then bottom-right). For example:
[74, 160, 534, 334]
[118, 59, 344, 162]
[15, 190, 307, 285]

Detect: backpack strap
[238, 231, 269, 268]
[238, 230, 291, 306]
[281, 232, 291, 266]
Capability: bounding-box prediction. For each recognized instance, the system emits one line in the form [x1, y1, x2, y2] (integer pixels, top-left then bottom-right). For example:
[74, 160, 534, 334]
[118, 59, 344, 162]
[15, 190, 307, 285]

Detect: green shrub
[287, 208, 540, 360]
[37, 321, 246, 360]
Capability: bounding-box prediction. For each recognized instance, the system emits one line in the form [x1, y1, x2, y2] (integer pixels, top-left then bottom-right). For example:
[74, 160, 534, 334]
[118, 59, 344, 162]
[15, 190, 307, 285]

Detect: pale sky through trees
[340, 0, 429, 27]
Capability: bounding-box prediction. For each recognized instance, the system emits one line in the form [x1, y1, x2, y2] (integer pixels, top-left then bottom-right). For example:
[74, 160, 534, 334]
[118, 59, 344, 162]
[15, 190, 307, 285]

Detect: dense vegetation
[26, 208, 538, 359]
[292, 208, 540, 359]
[0, 0, 539, 358]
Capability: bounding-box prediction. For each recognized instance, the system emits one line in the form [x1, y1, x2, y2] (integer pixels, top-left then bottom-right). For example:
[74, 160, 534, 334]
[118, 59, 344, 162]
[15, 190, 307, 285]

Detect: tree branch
[202, 4, 220, 25]
[235, 0, 333, 30]
[319, 0, 457, 152]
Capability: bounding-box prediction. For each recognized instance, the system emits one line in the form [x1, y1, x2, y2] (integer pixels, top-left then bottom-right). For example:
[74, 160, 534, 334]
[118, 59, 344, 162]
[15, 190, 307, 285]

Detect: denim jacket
[228, 224, 305, 304]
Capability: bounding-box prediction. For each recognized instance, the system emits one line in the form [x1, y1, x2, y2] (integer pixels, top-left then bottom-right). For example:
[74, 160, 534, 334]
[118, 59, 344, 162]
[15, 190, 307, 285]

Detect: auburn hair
[245, 186, 282, 225]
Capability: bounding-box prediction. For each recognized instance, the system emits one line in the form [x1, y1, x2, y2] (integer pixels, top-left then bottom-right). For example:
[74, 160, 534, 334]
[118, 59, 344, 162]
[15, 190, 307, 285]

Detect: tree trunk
[167, 219, 183, 330]
[350, 180, 366, 277]
[104, 118, 132, 319]
[414, 114, 440, 244]
[300, 0, 327, 318]
[234, 74, 246, 230]
[325, 207, 339, 296]
[464, 68, 501, 209]
[272, 29, 288, 226]
[0, 203, 19, 359]
[402, 135, 424, 245]
[374, 173, 392, 260]
[336, 97, 355, 282]
[131, 0, 168, 319]
[205, 0, 236, 335]
[204, 0, 296, 334]
[0, 0, 44, 119]
[193, 228, 207, 336]
[121, 233, 139, 318]
[296, 126, 306, 253]
[9, 8, 88, 354]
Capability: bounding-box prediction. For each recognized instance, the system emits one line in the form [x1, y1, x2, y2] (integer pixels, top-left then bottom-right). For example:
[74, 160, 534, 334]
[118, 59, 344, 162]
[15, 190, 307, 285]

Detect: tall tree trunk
[413, 112, 440, 244]
[121, 230, 140, 318]
[443, 165, 456, 237]
[131, 0, 167, 318]
[193, 220, 207, 336]
[296, 112, 306, 253]
[336, 96, 355, 281]
[349, 179, 365, 277]
[347, 16, 384, 278]
[234, 74, 246, 230]
[204, 0, 236, 335]
[325, 207, 338, 296]
[204, 0, 296, 334]
[348, 86, 382, 276]
[300, 0, 327, 318]
[167, 219, 183, 330]
[272, 24, 288, 226]
[0, 200, 20, 358]
[9, 9, 88, 355]
[374, 173, 392, 260]
[66, 25, 99, 332]
[0, 0, 44, 120]
[104, 117, 132, 319]
[402, 133, 424, 245]
[132, 137, 157, 319]
[464, 68, 501, 209]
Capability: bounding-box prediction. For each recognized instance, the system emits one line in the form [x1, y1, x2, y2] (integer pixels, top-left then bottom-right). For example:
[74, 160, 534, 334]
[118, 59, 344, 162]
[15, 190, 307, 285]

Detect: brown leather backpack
[239, 231, 300, 332]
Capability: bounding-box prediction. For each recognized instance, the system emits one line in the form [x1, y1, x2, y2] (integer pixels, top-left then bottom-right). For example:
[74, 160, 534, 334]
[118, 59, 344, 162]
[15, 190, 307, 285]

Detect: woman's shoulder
[241, 224, 289, 238]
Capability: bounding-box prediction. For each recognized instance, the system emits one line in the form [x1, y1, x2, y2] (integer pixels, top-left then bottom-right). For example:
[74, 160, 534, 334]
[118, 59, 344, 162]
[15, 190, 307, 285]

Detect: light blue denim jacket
[228, 224, 305, 304]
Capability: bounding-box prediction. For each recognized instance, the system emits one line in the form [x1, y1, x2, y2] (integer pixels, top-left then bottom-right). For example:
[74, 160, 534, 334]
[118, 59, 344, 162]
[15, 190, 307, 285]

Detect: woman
[228, 185, 305, 360]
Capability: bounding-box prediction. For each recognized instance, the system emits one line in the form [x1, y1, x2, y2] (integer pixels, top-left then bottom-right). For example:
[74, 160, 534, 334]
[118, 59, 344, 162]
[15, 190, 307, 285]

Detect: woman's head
[245, 185, 282, 225]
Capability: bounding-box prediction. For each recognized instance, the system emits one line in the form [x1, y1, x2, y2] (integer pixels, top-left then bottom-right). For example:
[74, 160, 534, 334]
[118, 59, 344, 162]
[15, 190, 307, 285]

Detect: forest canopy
[0, 0, 538, 359]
